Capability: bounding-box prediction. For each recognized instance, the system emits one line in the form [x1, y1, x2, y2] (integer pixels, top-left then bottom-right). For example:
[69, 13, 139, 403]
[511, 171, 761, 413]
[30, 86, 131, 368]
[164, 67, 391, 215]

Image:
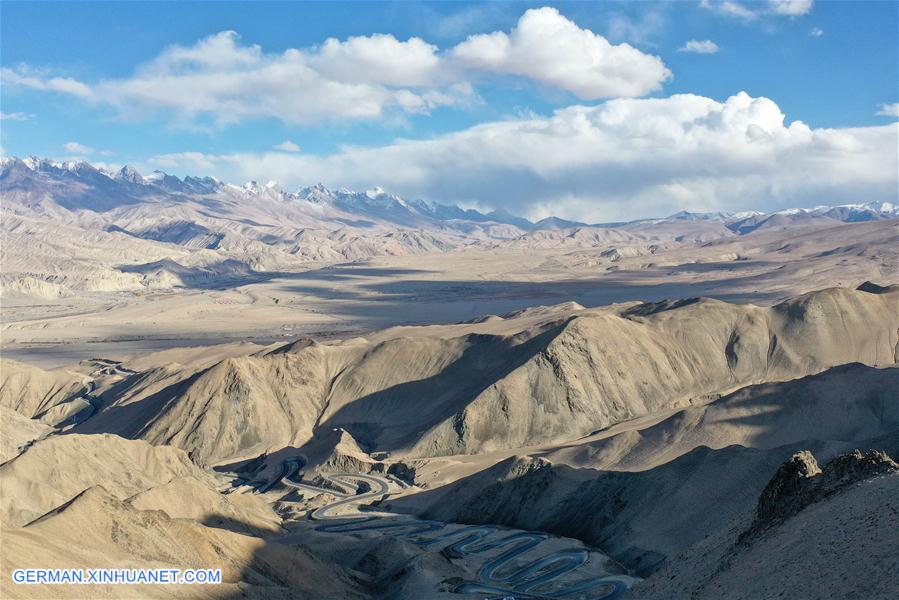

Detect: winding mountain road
[273, 461, 633, 599]
[283, 471, 390, 520]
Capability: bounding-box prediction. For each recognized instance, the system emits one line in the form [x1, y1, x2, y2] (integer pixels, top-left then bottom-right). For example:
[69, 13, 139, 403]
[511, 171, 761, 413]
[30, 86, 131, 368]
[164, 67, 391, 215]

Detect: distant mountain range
[1, 156, 533, 232]
[1, 155, 897, 298]
[3, 156, 896, 234]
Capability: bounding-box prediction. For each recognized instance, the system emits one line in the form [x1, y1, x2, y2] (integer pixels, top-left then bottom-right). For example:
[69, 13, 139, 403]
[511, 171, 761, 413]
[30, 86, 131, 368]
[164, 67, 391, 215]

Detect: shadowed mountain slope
[25, 285, 891, 465]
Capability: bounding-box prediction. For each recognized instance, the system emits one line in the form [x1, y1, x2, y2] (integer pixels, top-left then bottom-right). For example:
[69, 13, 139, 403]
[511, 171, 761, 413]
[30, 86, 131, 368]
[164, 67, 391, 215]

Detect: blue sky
[1, 1, 897, 220]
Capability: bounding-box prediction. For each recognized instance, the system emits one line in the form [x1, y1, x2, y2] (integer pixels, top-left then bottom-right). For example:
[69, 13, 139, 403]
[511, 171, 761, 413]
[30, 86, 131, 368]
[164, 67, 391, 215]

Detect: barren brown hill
[53, 285, 898, 465]
[1, 486, 363, 599]
[631, 453, 899, 599]
[0, 433, 212, 527]
[0, 405, 54, 463]
[0, 359, 86, 418]
[386, 365, 899, 578]
[0, 421, 363, 599]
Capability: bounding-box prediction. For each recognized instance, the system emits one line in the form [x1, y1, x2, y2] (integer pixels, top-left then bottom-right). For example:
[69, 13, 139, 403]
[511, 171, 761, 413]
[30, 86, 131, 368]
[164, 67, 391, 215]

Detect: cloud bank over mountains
[146, 92, 897, 222]
[2, 8, 669, 126]
[2, 3, 895, 222]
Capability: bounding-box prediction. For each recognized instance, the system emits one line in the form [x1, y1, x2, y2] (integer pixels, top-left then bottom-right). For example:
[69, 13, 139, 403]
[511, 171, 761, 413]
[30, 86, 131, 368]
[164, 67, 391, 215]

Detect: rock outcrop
[741, 448, 899, 542]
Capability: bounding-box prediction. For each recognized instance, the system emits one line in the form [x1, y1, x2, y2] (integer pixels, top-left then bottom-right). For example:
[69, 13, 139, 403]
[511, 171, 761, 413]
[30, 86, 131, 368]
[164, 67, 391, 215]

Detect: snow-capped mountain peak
[730, 210, 765, 219]
[1, 156, 896, 235]
[116, 165, 146, 184]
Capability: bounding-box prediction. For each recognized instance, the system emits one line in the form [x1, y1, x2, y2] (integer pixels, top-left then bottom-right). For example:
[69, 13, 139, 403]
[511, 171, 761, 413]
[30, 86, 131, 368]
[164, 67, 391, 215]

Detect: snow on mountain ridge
[770, 202, 899, 217]
[116, 165, 143, 182]
[2, 156, 896, 229]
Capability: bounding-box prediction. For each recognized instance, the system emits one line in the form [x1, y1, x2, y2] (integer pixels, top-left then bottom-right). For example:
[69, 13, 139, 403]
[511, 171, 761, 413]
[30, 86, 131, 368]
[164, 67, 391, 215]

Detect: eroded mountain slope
[25, 285, 890, 465]
[0, 432, 362, 599]
[386, 364, 899, 577]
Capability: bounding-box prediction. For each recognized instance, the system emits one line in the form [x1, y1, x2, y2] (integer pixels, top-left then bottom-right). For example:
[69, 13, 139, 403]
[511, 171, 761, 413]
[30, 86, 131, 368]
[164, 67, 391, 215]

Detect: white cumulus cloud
[143, 92, 897, 222]
[451, 7, 671, 99]
[679, 40, 720, 54]
[102, 30, 463, 126]
[62, 141, 94, 154]
[1, 8, 672, 127]
[877, 103, 899, 118]
[769, 0, 814, 16]
[273, 140, 301, 152]
[313, 34, 442, 87]
[1, 31, 464, 127]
